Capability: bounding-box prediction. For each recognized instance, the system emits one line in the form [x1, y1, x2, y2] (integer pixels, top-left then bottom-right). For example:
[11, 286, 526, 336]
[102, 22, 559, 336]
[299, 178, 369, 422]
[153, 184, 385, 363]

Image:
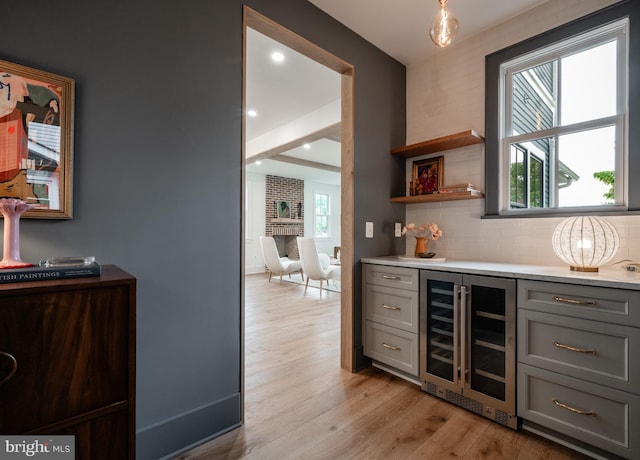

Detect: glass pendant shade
[429, 0, 459, 48]
[552, 216, 619, 272]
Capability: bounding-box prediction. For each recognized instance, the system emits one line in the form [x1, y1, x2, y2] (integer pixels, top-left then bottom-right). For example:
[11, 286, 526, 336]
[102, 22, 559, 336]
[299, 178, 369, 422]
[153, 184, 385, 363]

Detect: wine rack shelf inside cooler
[471, 286, 508, 401]
[427, 280, 456, 381]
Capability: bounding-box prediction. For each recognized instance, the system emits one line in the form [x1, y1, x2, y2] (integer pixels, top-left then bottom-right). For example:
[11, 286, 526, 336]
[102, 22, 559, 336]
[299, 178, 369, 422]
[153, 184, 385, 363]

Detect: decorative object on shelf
[0, 59, 75, 219]
[551, 216, 619, 272]
[391, 130, 485, 203]
[412, 156, 443, 195]
[429, 0, 459, 48]
[402, 223, 443, 257]
[0, 198, 35, 268]
[297, 202, 302, 219]
[437, 183, 480, 194]
[276, 200, 291, 218]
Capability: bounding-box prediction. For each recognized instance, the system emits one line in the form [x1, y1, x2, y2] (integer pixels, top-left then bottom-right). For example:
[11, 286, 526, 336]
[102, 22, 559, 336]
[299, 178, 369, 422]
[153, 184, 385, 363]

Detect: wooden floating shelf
[390, 191, 484, 204]
[391, 130, 485, 158]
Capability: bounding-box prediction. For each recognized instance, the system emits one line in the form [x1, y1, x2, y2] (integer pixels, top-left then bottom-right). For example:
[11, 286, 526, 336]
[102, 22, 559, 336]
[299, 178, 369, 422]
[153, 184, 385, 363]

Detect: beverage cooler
[419, 270, 518, 429]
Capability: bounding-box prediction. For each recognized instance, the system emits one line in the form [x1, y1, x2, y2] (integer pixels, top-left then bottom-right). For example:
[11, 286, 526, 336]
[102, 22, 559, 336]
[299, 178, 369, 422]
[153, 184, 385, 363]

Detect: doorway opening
[242, 7, 355, 393]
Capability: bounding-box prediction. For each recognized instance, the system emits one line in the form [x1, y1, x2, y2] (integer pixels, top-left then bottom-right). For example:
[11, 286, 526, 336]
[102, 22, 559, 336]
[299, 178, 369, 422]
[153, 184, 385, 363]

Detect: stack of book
[437, 183, 482, 194]
[0, 256, 101, 284]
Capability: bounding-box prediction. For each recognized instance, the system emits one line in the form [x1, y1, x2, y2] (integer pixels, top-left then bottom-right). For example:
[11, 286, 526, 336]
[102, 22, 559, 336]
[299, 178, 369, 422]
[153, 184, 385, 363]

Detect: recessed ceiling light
[271, 51, 285, 63]
[303, 143, 311, 149]
[255, 160, 262, 165]
[247, 109, 257, 117]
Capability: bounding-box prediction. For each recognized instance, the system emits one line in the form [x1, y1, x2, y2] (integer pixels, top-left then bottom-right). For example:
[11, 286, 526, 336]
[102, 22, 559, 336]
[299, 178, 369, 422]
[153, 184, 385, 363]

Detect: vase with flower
[401, 222, 443, 257]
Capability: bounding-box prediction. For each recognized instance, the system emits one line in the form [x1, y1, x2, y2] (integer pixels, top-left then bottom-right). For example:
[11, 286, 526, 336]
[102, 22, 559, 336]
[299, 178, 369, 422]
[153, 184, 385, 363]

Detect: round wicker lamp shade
[552, 216, 619, 272]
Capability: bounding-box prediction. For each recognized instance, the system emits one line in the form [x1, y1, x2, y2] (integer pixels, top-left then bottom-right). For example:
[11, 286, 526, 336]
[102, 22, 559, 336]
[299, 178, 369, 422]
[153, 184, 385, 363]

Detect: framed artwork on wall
[276, 200, 292, 218]
[0, 59, 75, 219]
[411, 156, 444, 195]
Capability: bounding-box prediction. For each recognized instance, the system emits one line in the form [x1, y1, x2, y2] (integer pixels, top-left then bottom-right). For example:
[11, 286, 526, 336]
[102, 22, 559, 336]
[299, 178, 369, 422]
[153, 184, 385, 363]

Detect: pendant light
[429, 0, 459, 48]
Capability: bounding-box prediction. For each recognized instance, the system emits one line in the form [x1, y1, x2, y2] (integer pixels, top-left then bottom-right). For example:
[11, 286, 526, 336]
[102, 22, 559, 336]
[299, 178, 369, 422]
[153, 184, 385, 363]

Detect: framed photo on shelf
[276, 200, 292, 218]
[411, 156, 444, 195]
[0, 59, 75, 219]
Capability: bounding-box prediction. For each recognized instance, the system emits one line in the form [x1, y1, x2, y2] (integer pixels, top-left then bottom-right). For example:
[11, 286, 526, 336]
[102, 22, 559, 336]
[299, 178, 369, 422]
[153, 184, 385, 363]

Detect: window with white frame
[499, 18, 628, 214]
[314, 192, 330, 237]
[510, 144, 544, 208]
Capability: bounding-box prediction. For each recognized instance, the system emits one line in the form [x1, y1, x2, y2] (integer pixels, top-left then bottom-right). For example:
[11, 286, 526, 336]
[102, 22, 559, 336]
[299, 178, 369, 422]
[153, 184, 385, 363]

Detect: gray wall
[0, 1, 406, 458]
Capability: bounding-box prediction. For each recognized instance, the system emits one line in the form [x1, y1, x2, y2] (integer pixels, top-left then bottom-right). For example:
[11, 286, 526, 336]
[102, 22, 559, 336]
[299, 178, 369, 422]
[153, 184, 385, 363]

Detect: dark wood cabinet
[0, 265, 136, 459]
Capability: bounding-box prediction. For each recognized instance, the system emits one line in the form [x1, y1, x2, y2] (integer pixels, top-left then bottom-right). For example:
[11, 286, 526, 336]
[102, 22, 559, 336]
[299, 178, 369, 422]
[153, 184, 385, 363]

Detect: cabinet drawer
[518, 364, 640, 459]
[364, 321, 418, 377]
[364, 264, 418, 291]
[365, 284, 419, 333]
[518, 310, 640, 394]
[518, 280, 640, 327]
[0, 286, 131, 433]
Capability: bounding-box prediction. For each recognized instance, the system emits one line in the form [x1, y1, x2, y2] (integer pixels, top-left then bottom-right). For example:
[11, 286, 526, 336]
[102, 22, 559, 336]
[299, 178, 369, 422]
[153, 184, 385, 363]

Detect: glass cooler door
[420, 272, 462, 392]
[463, 275, 516, 412]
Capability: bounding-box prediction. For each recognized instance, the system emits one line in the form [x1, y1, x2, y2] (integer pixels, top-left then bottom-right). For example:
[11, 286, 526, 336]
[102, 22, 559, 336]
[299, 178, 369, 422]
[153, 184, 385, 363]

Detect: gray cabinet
[363, 264, 420, 380]
[361, 257, 640, 459]
[518, 279, 640, 459]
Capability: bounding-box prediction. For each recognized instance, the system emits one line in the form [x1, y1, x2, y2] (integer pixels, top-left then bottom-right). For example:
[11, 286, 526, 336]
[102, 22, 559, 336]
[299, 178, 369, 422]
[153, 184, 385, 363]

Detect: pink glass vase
[0, 198, 35, 269]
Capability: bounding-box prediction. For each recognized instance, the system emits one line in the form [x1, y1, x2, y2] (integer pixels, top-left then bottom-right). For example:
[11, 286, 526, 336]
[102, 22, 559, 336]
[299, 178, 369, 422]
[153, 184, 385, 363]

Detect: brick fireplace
[265, 175, 304, 259]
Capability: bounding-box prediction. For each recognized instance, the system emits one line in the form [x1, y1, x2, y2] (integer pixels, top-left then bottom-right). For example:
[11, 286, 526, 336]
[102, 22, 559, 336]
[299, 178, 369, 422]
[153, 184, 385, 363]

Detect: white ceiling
[245, 28, 341, 140]
[245, 28, 342, 184]
[246, 0, 550, 184]
[309, 0, 550, 66]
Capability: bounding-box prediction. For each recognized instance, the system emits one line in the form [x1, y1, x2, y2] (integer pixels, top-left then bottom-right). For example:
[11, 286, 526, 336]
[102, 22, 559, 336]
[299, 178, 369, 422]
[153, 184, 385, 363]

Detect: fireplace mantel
[271, 218, 303, 224]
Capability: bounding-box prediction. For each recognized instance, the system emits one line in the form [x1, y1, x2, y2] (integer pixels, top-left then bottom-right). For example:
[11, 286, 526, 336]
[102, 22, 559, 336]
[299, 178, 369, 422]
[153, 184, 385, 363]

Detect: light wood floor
[176, 273, 590, 460]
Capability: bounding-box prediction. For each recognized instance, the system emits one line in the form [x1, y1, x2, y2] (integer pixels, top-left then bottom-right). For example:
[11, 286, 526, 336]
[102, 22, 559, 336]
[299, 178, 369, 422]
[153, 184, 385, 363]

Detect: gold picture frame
[0, 59, 75, 219]
[411, 156, 444, 195]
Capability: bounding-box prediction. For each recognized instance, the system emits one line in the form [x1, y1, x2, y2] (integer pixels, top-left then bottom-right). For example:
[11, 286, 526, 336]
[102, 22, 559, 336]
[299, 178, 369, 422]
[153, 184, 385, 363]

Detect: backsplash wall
[402, 0, 640, 268]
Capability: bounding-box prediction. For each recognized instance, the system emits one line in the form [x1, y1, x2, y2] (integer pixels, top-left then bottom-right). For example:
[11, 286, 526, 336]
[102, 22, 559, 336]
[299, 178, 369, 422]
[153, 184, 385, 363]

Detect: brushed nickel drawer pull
[381, 275, 401, 280]
[382, 342, 401, 351]
[381, 304, 401, 311]
[552, 398, 596, 417]
[0, 352, 18, 386]
[552, 295, 596, 306]
[553, 341, 597, 355]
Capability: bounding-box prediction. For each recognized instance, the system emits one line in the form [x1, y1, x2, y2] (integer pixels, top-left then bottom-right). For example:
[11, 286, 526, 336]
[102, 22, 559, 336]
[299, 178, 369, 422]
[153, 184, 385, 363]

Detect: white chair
[296, 237, 341, 292]
[259, 236, 303, 283]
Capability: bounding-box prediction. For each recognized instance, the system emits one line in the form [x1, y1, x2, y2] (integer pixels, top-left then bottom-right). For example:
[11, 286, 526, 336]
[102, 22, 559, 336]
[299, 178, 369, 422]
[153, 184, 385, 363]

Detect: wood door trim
[242, 6, 356, 373]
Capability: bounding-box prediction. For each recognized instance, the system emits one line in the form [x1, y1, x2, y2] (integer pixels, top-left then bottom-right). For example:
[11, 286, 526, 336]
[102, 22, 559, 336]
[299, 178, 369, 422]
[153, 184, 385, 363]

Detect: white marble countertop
[361, 255, 640, 290]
